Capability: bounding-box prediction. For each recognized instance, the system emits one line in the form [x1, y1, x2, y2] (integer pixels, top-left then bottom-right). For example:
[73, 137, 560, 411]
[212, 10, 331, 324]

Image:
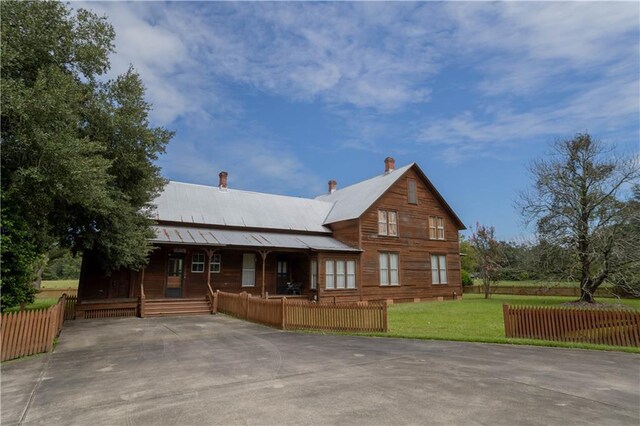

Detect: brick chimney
[218, 171, 228, 190]
[384, 157, 395, 174]
[328, 180, 337, 194]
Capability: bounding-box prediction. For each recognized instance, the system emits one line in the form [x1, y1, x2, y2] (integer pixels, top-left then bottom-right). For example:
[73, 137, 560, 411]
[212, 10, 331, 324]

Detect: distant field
[4, 298, 59, 313]
[472, 279, 613, 288]
[41, 280, 79, 289]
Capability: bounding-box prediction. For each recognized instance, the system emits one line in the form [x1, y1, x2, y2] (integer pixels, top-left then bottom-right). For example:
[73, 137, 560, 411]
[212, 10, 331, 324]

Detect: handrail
[139, 268, 146, 318]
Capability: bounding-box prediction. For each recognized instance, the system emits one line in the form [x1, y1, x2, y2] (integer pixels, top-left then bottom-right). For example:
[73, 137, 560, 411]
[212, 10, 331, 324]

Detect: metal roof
[153, 181, 334, 233]
[152, 225, 361, 252]
[315, 163, 415, 224]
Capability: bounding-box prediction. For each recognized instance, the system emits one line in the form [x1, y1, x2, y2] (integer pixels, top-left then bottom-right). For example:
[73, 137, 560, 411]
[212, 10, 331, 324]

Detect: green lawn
[41, 279, 78, 289]
[3, 298, 59, 313]
[377, 294, 640, 353]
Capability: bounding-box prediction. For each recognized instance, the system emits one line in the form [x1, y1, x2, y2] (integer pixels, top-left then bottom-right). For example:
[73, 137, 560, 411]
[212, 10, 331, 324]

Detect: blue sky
[83, 1, 639, 240]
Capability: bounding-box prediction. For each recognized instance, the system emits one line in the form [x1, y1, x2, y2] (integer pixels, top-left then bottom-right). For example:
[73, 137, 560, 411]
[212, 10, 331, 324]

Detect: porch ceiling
[151, 225, 361, 252]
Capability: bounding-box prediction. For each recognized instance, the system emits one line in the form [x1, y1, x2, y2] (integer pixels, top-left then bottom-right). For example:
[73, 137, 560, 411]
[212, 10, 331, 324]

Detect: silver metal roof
[152, 225, 361, 252]
[315, 163, 414, 224]
[153, 182, 334, 233]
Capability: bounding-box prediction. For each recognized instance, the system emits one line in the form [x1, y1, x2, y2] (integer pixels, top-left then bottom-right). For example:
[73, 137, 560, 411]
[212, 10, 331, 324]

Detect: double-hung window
[379, 252, 399, 286]
[378, 210, 398, 236]
[325, 259, 357, 289]
[241, 253, 256, 287]
[310, 260, 318, 290]
[191, 253, 205, 273]
[210, 254, 221, 273]
[431, 255, 447, 284]
[429, 216, 445, 240]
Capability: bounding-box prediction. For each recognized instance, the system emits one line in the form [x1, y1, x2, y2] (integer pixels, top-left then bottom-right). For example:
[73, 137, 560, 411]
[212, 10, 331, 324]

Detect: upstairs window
[407, 178, 417, 204]
[210, 254, 221, 273]
[429, 216, 445, 240]
[378, 210, 398, 236]
[191, 253, 205, 273]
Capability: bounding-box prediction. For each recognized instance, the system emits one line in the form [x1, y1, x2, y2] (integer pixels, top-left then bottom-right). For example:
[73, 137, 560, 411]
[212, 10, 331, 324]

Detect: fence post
[243, 292, 249, 319]
[383, 300, 388, 332]
[281, 297, 287, 330]
[503, 304, 511, 337]
[213, 290, 219, 314]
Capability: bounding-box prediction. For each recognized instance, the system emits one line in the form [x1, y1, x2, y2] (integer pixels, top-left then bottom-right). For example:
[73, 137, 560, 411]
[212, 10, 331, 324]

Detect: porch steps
[143, 298, 212, 317]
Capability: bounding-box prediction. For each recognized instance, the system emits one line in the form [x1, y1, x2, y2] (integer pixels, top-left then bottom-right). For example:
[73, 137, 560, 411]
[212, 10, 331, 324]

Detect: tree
[459, 235, 477, 285]
[1, 1, 172, 309]
[470, 223, 504, 299]
[518, 133, 639, 303]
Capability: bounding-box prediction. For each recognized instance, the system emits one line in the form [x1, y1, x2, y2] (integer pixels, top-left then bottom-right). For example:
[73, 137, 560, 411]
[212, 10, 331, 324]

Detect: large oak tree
[1, 1, 173, 309]
[519, 133, 639, 302]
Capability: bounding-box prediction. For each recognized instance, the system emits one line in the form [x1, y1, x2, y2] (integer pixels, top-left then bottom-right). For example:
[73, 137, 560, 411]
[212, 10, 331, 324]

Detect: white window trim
[210, 254, 221, 274]
[431, 254, 448, 285]
[429, 216, 445, 240]
[191, 253, 205, 273]
[378, 209, 398, 237]
[241, 253, 256, 287]
[310, 259, 318, 290]
[325, 259, 357, 290]
[379, 252, 400, 286]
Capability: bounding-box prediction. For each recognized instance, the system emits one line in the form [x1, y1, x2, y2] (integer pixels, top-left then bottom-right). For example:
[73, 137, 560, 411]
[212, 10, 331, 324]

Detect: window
[379, 253, 399, 286]
[191, 253, 205, 273]
[429, 216, 445, 240]
[325, 260, 334, 289]
[346, 261, 356, 289]
[336, 261, 346, 289]
[378, 210, 398, 236]
[408, 178, 417, 204]
[431, 255, 447, 284]
[310, 260, 317, 290]
[325, 259, 357, 289]
[241, 253, 255, 287]
[210, 254, 221, 273]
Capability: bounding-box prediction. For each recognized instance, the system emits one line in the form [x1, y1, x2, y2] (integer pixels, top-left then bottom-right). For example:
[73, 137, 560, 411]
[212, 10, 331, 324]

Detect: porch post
[259, 250, 271, 298]
[205, 249, 214, 291]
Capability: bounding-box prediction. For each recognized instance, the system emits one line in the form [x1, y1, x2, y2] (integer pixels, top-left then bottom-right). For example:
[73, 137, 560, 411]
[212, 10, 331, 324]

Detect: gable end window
[378, 210, 398, 236]
[429, 216, 445, 240]
[191, 253, 205, 273]
[210, 254, 221, 273]
[408, 178, 418, 204]
[379, 252, 399, 286]
[431, 255, 447, 284]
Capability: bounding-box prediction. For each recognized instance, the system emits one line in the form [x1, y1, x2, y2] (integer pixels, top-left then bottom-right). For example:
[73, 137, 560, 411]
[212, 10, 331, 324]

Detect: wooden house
[77, 157, 466, 316]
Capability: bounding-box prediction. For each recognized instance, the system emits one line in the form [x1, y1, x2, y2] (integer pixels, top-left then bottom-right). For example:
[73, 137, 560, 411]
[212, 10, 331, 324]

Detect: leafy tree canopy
[1, 1, 173, 309]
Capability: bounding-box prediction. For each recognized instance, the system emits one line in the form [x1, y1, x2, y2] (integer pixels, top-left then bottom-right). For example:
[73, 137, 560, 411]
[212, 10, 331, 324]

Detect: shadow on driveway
[2, 315, 639, 425]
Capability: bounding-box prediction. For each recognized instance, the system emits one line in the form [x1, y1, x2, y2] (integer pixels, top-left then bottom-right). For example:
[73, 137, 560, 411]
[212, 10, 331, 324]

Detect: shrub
[461, 270, 474, 286]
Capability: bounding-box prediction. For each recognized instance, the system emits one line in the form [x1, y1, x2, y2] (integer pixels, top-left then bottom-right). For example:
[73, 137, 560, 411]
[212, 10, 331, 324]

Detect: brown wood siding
[356, 168, 462, 302]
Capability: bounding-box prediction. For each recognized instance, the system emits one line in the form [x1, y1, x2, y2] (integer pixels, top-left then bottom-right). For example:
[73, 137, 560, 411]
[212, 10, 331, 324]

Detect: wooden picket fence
[1, 294, 70, 362]
[503, 304, 640, 347]
[216, 291, 387, 332]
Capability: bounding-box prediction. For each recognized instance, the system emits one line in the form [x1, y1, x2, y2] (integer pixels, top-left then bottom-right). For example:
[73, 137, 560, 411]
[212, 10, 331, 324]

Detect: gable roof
[151, 161, 465, 235]
[315, 163, 466, 230]
[153, 181, 333, 234]
[315, 163, 414, 224]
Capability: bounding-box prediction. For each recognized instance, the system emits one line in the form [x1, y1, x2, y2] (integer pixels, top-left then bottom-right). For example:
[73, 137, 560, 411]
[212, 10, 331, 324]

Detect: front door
[165, 253, 184, 298]
[276, 258, 289, 294]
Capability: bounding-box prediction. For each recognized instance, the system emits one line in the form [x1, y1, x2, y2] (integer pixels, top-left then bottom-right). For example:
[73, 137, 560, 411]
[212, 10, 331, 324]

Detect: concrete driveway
[2, 315, 639, 426]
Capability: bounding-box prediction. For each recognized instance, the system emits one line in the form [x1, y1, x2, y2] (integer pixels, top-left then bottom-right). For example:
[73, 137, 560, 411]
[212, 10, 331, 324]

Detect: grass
[472, 279, 613, 288]
[40, 279, 78, 289]
[3, 298, 59, 313]
[366, 294, 640, 353]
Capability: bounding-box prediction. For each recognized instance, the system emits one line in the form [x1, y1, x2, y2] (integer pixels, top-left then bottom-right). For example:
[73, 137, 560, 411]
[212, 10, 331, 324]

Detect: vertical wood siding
[503, 304, 640, 347]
